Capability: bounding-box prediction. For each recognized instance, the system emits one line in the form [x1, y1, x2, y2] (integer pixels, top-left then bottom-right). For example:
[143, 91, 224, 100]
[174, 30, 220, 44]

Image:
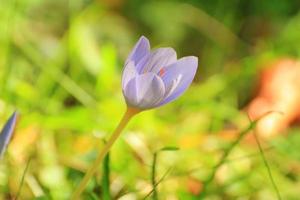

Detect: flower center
[158, 68, 166, 77]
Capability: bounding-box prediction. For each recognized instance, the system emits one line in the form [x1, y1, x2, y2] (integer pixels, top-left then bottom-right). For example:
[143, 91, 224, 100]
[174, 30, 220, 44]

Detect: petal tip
[179, 56, 199, 71]
[12, 111, 19, 120]
[138, 35, 150, 45]
[186, 56, 198, 63]
[140, 35, 148, 40]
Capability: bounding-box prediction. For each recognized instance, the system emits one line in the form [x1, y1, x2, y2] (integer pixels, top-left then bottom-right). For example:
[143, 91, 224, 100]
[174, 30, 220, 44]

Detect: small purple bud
[0, 111, 18, 158]
[122, 36, 198, 110]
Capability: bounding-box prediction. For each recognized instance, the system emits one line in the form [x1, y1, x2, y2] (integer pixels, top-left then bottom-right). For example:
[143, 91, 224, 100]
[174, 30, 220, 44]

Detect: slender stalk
[101, 152, 111, 200]
[71, 107, 140, 199]
[144, 167, 173, 200]
[151, 152, 158, 200]
[198, 121, 256, 199]
[253, 132, 282, 200]
[15, 157, 32, 200]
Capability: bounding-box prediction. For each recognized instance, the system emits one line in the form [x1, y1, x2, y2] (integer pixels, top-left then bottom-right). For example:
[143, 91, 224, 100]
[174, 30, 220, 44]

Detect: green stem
[15, 157, 32, 200]
[198, 121, 256, 199]
[71, 107, 140, 199]
[101, 152, 111, 200]
[151, 152, 158, 200]
[253, 132, 282, 200]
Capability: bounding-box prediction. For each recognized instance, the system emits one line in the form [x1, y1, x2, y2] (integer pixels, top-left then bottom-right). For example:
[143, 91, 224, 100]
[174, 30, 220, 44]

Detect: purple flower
[0, 112, 18, 158]
[122, 36, 198, 110]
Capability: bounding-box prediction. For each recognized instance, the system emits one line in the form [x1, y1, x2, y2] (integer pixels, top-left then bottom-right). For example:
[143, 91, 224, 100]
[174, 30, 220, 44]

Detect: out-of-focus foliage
[0, 0, 300, 199]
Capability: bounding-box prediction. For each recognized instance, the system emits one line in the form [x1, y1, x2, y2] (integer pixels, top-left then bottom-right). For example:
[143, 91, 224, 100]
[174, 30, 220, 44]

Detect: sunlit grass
[1, 0, 300, 199]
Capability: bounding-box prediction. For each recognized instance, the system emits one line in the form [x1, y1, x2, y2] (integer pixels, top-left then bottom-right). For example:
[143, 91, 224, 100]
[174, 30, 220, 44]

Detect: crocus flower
[72, 36, 198, 198]
[122, 36, 198, 110]
[0, 111, 18, 158]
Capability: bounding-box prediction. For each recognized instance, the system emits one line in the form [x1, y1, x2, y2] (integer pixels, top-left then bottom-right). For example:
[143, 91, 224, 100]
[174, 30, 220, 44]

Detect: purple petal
[159, 56, 198, 106]
[123, 73, 165, 110]
[126, 36, 150, 66]
[135, 53, 151, 74]
[0, 111, 18, 158]
[139, 48, 177, 74]
[122, 61, 137, 90]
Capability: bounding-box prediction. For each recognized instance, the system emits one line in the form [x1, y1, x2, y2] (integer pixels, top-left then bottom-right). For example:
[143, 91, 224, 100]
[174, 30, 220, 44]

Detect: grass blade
[15, 156, 32, 200]
[144, 167, 173, 200]
[101, 153, 111, 200]
[253, 132, 282, 200]
[151, 152, 158, 200]
[198, 120, 257, 198]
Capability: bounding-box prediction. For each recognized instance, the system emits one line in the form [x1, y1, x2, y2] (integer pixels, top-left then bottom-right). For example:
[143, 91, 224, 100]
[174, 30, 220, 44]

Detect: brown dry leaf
[247, 58, 300, 138]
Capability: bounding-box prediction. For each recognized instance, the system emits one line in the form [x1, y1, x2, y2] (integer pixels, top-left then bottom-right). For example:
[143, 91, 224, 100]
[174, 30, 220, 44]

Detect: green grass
[0, 0, 300, 199]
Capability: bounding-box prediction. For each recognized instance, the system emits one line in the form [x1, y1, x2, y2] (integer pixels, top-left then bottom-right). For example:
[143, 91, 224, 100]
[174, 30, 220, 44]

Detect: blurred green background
[1, 0, 300, 199]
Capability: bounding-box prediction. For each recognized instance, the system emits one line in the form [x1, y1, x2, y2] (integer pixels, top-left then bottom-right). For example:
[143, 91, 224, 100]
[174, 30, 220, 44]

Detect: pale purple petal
[123, 73, 165, 110]
[0, 112, 18, 158]
[135, 53, 151, 74]
[159, 56, 198, 106]
[123, 79, 138, 107]
[122, 35, 199, 110]
[122, 61, 137, 90]
[126, 36, 150, 65]
[139, 48, 177, 74]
